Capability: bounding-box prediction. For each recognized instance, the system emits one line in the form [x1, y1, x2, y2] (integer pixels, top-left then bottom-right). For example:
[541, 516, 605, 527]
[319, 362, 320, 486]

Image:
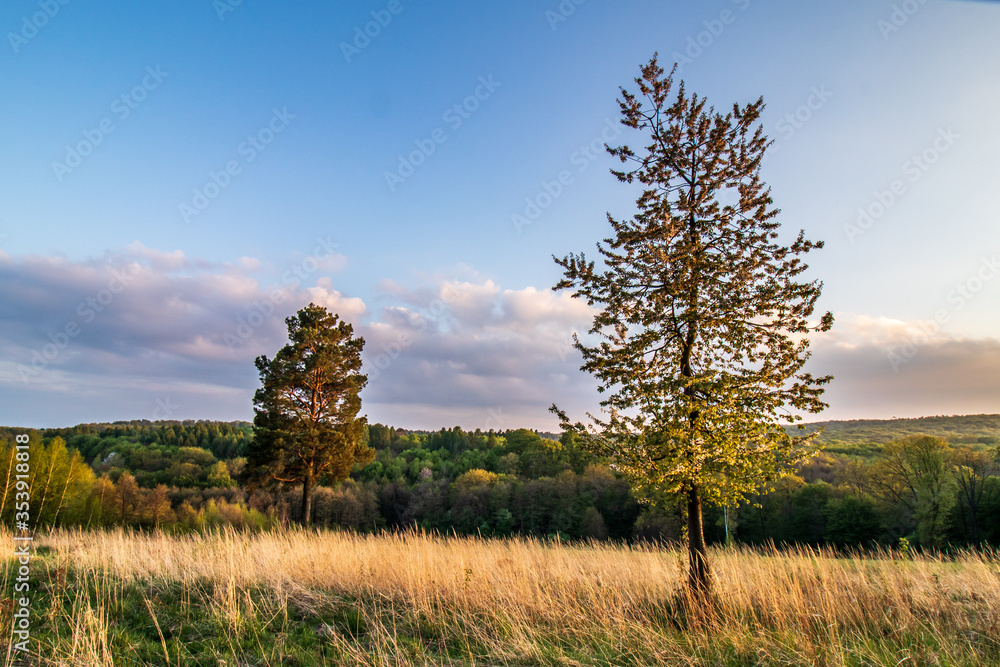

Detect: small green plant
[898, 537, 912, 560]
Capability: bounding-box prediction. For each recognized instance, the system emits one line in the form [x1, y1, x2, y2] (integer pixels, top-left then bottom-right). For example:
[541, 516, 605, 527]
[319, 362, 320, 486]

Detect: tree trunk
[37, 452, 56, 525]
[970, 497, 979, 544]
[52, 456, 77, 528]
[0, 448, 14, 517]
[302, 473, 313, 525]
[687, 484, 712, 595]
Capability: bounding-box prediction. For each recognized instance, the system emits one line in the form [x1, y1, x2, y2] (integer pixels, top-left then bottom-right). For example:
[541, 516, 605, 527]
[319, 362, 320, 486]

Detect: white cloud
[0, 246, 365, 423]
[126, 242, 188, 272]
[361, 278, 600, 430]
[0, 247, 602, 429]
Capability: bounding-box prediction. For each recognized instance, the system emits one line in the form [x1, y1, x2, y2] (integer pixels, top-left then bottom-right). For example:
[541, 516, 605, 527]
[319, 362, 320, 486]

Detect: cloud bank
[0, 247, 996, 429]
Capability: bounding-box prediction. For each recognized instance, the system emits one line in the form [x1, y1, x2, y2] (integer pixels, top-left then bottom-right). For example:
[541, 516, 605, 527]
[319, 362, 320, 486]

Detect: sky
[1, 0, 998, 431]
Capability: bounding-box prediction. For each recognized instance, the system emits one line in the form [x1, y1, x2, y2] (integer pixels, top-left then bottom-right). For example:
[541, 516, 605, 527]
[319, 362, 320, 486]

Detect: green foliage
[824, 495, 881, 547]
[0, 436, 95, 527]
[2, 415, 999, 549]
[206, 461, 235, 488]
[46, 420, 253, 462]
[788, 480, 834, 545]
[868, 435, 957, 549]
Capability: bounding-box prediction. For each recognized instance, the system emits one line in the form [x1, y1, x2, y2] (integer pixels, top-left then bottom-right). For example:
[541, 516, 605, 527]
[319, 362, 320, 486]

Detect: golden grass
[4, 527, 1000, 665]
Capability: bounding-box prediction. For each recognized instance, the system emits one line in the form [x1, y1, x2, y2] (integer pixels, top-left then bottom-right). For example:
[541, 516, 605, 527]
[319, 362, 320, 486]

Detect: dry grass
[3, 527, 1000, 665]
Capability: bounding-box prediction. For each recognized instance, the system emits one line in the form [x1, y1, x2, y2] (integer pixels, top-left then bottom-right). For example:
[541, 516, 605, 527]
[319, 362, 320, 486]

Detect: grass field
[2, 528, 999, 666]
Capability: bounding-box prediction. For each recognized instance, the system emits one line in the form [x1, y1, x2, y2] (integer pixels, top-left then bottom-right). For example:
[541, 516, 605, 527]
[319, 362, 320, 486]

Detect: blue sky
[1, 0, 999, 429]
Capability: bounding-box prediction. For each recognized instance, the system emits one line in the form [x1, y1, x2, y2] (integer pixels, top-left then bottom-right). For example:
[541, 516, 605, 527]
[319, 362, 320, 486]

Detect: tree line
[1, 421, 997, 549]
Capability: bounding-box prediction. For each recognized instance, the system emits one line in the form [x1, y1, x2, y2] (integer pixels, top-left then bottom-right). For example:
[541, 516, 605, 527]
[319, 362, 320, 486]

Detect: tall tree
[247, 304, 374, 524]
[551, 56, 832, 594]
[950, 446, 997, 545]
[50, 446, 94, 527]
[869, 435, 956, 548]
[143, 484, 174, 528]
[116, 472, 141, 525]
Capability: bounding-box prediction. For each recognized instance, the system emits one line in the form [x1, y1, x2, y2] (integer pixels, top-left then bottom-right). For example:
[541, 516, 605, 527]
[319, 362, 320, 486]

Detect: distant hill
[5, 414, 998, 457]
[789, 414, 1000, 457]
[389, 427, 562, 441]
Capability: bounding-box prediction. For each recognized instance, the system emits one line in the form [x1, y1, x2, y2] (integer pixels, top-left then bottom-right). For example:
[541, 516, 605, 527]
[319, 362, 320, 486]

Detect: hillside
[7, 413, 1000, 446]
[791, 413, 1000, 457]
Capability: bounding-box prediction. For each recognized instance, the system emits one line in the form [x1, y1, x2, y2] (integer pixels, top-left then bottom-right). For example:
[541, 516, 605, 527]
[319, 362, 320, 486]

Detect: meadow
[2, 528, 999, 666]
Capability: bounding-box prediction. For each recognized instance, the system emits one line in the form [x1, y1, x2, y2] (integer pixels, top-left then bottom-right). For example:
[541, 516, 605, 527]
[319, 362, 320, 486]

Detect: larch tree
[247, 303, 373, 524]
[116, 472, 141, 526]
[551, 56, 833, 594]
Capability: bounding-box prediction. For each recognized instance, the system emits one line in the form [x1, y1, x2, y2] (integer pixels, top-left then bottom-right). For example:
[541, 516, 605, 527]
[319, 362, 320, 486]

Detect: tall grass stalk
[2, 526, 998, 665]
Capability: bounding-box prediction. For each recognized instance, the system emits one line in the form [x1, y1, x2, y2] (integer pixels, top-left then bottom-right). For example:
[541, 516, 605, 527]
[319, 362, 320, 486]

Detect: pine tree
[247, 304, 374, 524]
[551, 56, 832, 594]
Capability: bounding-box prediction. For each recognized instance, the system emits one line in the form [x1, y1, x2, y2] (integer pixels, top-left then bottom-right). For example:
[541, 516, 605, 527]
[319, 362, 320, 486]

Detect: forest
[2, 414, 998, 550]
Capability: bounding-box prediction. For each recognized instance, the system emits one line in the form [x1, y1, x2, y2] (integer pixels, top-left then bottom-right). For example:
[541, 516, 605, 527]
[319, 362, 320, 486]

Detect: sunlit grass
[2, 527, 999, 665]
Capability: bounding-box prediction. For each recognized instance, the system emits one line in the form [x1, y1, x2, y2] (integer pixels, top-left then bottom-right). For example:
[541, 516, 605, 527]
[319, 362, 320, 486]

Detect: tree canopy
[247, 303, 373, 523]
[552, 56, 833, 593]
